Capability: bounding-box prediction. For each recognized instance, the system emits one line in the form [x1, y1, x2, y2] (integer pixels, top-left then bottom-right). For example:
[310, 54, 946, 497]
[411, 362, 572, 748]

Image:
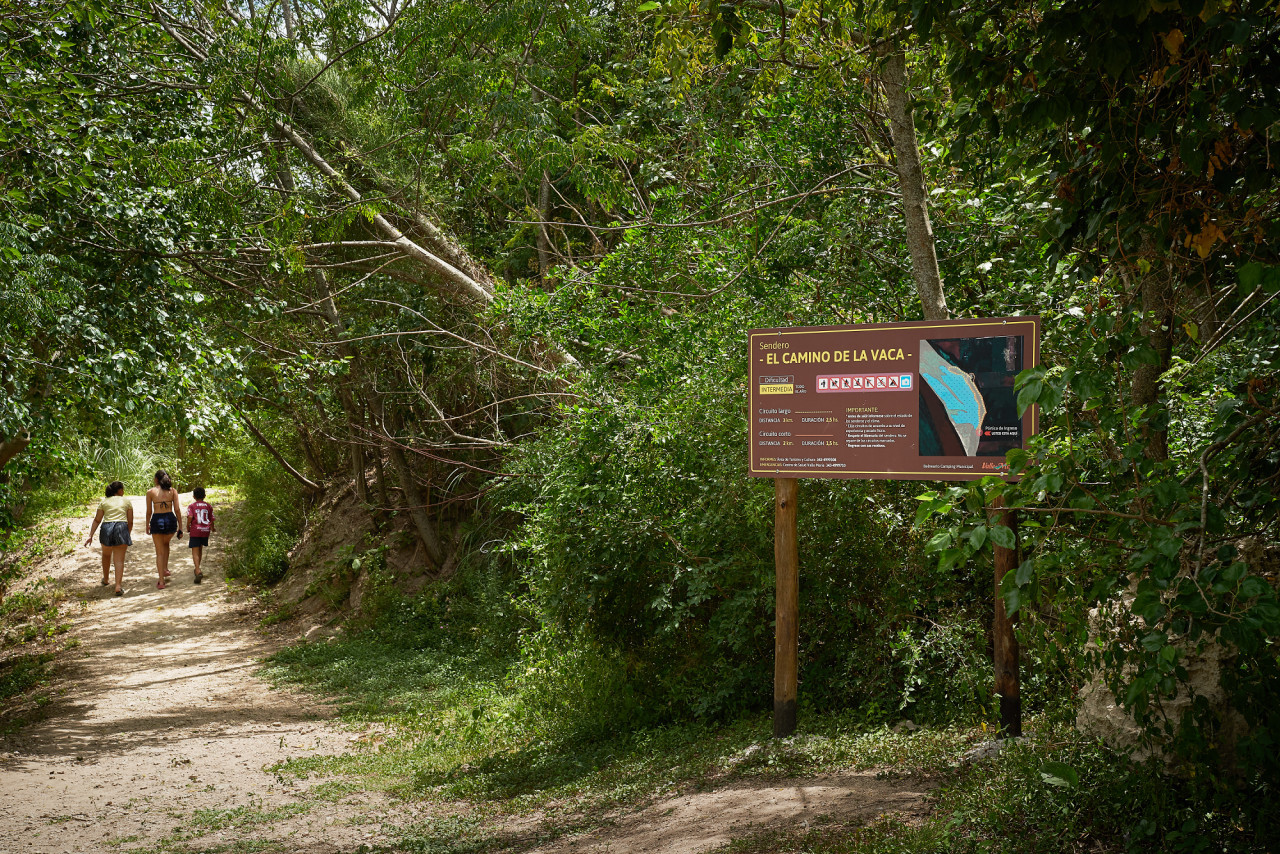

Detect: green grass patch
[126, 839, 284, 854]
[186, 802, 311, 832]
[259, 592, 1279, 854]
[0, 518, 76, 721]
[715, 734, 1276, 854]
[259, 604, 990, 854]
[0, 649, 57, 702]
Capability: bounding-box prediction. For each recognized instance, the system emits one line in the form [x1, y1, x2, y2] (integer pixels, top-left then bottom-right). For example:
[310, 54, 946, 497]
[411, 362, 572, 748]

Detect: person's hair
[154, 470, 172, 492]
[106, 481, 125, 497]
[193, 486, 205, 500]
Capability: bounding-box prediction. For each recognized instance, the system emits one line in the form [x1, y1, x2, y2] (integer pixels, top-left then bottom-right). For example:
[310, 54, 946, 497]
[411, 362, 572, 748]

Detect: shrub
[225, 450, 306, 586]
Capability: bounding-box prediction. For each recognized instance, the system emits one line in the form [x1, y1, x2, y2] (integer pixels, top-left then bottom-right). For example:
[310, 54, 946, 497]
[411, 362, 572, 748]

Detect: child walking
[186, 487, 216, 584]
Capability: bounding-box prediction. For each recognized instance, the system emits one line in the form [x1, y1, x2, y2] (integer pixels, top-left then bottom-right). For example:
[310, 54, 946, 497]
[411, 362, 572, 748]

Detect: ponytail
[155, 470, 172, 492]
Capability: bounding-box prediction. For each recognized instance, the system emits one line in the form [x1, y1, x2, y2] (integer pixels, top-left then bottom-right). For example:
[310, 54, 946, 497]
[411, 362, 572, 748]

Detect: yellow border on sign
[748, 319, 1040, 476]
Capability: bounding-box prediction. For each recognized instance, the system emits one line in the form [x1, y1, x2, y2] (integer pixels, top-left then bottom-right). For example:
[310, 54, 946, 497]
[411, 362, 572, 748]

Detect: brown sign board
[748, 317, 1040, 481]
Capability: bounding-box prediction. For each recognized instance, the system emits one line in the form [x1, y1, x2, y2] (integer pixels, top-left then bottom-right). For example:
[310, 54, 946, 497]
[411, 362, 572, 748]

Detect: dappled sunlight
[526, 773, 933, 854]
[0, 496, 410, 854]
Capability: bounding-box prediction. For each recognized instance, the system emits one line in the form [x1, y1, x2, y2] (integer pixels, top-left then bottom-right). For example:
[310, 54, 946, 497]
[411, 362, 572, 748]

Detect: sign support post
[750, 318, 1039, 741]
[991, 494, 1022, 737]
[773, 477, 799, 738]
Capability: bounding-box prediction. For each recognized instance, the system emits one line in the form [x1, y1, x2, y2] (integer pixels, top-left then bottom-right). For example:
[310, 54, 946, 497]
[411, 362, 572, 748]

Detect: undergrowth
[0, 520, 75, 709]
[722, 738, 1277, 854]
[223, 450, 306, 586]
[257, 555, 1279, 854]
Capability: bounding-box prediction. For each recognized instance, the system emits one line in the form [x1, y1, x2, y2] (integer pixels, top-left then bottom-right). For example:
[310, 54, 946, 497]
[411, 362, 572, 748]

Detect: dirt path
[529, 771, 932, 854]
[0, 494, 401, 853]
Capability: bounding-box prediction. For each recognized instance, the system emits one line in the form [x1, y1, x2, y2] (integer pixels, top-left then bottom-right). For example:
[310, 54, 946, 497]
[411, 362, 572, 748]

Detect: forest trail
[0, 495, 934, 853]
[527, 772, 932, 853]
[0, 495, 404, 853]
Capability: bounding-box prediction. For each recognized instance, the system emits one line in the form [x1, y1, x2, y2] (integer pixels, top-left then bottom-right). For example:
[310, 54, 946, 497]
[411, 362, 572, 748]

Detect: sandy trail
[529, 771, 932, 854]
[0, 494, 397, 853]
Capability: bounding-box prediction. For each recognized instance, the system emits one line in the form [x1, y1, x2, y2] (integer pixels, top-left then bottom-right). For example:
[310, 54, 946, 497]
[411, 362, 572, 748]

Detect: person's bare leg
[101, 546, 111, 585]
[111, 546, 126, 594]
[152, 533, 173, 587]
[191, 546, 203, 579]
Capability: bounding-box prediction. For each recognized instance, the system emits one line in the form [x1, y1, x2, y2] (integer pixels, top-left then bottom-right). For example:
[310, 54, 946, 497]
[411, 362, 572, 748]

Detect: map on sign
[918, 340, 987, 456]
[917, 335, 1024, 459]
[748, 317, 1039, 481]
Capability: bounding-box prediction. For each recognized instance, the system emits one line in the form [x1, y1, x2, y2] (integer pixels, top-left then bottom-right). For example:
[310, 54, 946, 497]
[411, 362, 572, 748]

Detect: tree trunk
[537, 169, 553, 276]
[0, 433, 30, 470]
[281, 0, 296, 39]
[372, 449, 391, 509]
[350, 403, 370, 505]
[882, 50, 949, 322]
[1131, 251, 1174, 462]
[296, 422, 325, 479]
[381, 410, 445, 567]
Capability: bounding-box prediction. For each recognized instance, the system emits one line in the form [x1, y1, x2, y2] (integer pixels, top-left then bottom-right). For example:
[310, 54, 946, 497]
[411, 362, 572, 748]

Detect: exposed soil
[529, 771, 933, 854]
[0, 494, 404, 853]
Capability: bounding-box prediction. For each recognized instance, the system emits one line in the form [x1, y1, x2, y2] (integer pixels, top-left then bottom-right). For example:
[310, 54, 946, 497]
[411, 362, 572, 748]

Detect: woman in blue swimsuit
[145, 470, 183, 589]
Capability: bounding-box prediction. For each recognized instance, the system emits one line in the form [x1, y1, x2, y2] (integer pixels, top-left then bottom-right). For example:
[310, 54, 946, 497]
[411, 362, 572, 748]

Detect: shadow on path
[0, 492, 401, 853]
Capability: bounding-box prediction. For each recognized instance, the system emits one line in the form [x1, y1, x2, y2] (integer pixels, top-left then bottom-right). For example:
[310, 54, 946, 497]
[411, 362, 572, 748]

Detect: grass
[256, 609, 1011, 853]
[251, 594, 1280, 854]
[126, 839, 284, 854]
[0, 518, 76, 721]
[186, 802, 312, 832]
[116, 798, 308, 854]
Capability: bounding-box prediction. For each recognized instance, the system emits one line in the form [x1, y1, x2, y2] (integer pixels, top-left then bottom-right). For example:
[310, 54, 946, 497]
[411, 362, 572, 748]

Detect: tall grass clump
[224, 449, 307, 585]
[80, 425, 181, 495]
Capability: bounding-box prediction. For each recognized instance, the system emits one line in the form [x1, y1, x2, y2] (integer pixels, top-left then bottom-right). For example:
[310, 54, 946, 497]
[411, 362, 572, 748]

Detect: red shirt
[187, 501, 214, 537]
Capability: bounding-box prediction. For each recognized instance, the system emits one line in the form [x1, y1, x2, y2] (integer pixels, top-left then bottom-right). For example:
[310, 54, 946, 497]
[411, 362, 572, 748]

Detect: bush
[224, 450, 307, 586]
[501, 362, 1000, 725]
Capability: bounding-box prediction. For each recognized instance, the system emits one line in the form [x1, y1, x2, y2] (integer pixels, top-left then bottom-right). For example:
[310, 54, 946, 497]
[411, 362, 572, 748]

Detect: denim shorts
[151, 512, 177, 535]
[99, 521, 133, 547]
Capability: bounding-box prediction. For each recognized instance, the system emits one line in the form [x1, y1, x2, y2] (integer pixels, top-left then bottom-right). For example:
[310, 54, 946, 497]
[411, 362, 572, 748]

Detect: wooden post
[991, 494, 1022, 738]
[773, 477, 799, 738]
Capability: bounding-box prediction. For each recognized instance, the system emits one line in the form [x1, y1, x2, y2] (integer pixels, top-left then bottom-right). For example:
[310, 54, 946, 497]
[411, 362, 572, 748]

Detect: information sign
[749, 317, 1040, 481]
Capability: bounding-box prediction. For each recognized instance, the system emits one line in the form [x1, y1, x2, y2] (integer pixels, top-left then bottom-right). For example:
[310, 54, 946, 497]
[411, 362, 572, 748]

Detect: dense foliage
[3, 0, 1278, 846]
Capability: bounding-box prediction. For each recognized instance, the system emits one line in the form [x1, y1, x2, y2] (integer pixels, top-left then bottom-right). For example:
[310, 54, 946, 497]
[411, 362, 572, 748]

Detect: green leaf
[1039, 761, 1079, 788]
[969, 524, 988, 550]
[1239, 261, 1265, 289]
[1014, 558, 1035, 587]
[1016, 379, 1043, 415]
[989, 524, 1017, 550]
[1004, 584, 1021, 616]
[636, 0, 660, 10]
[1239, 576, 1268, 598]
